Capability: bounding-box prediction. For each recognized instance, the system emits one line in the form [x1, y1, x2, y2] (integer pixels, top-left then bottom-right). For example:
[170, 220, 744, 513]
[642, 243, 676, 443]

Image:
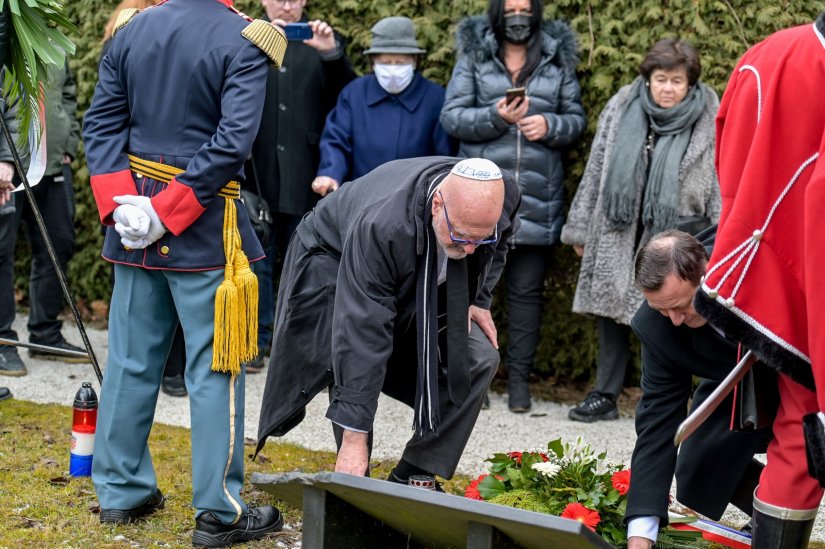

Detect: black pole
[0, 112, 102, 384]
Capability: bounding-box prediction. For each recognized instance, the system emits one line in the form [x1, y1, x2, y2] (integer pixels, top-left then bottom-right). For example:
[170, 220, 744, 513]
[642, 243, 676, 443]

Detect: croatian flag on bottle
[70, 382, 98, 477]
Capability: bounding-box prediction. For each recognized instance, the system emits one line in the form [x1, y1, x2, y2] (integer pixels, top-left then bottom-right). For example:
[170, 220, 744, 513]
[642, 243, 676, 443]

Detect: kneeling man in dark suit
[625, 229, 772, 548]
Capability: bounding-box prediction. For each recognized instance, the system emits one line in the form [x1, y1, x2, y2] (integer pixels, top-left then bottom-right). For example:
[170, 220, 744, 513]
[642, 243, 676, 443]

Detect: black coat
[627, 302, 772, 524]
[249, 24, 355, 216]
[256, 156, 521, 449]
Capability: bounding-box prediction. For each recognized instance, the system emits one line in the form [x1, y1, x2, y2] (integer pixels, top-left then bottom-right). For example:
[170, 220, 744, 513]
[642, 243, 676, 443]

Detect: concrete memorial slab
[252, 471, 612, 549]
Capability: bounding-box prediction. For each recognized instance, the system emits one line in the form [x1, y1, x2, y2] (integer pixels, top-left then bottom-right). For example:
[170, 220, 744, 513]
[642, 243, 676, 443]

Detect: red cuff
[151, 177, 206, 236]
[90, 170, 138, 224]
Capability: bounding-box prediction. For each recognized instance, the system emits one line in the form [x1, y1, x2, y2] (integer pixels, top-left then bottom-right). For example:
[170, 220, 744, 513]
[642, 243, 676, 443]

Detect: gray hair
[634, 229, 707, 291]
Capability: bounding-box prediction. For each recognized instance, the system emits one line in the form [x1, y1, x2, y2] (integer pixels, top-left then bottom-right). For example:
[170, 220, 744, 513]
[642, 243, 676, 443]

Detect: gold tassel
[212, 198, 249, 375]
[232, 226, 258, 362]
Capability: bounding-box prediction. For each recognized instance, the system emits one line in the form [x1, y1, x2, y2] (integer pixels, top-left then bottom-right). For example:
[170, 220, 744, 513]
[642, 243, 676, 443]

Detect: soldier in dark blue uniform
[83, 1, 287, 546]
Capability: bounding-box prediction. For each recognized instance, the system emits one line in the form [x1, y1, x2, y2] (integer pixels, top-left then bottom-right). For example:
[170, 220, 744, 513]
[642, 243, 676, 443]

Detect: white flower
[532, 462, 562, 478]
[594, 459, 615, 476]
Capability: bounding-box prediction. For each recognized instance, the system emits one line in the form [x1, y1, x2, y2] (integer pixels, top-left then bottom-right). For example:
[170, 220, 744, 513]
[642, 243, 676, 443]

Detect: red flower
[539, 452, 549, 462]
[561, 502, 601, 531]
[611, 469, 631, 496]
[508, 451, 523, 464]
[464, 474, 488, 500]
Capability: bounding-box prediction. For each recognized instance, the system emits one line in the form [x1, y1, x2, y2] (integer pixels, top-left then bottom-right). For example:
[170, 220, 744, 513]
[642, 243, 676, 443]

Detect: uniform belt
[127, 155, 240, 199]
[126, 154, 256, 376]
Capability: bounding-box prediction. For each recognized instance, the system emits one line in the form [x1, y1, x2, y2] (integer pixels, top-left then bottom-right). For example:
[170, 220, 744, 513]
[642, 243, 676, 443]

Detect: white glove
[113, 195, 166, 249]
[112, 203, 150, 239]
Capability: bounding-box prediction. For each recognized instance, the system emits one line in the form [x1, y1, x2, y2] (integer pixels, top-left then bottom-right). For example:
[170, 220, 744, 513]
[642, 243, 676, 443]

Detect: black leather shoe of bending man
[192, 506, 283, 547]
[100, 489, 165, 524]
[387, 469, 445, 492]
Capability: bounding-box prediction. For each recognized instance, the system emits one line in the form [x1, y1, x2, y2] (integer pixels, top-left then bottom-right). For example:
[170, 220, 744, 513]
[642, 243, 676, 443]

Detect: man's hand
[311, 176, 339, 197]
[113, 195, 166, 249]
[496, 96, 529, 124]
[0, 162, 15, 207]
[518, 114, 548, 141]
[573, 244, 584, 257]
[112, 203, 150, 239]
[627, 536, 654, 549]
[62, 154, 72, 165]
[335, 429, 369, 476]
[305, 20, 337, 54]
[469, 305, 498, 349]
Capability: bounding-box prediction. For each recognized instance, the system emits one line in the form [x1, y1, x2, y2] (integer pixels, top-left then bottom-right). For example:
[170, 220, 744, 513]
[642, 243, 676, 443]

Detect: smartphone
[505, 87, 526, 104]
[284, 23, 313, 41]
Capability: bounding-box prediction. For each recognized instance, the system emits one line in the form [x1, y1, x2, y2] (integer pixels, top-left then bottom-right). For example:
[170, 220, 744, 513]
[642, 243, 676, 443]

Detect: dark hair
[487, 0, 544, 87]
[639, 38, 701, 86]
[634, 229, 708, 291]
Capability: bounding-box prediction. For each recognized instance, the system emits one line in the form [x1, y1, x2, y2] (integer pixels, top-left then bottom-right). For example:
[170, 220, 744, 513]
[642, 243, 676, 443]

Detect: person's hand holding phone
[496, 94, 529, 124]
[305, 20, 337, 54]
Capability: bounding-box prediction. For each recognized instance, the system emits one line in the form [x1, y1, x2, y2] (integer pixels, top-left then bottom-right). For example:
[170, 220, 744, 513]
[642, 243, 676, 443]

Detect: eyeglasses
[269, 0, 304, 6]
[438, 191, 498, 246]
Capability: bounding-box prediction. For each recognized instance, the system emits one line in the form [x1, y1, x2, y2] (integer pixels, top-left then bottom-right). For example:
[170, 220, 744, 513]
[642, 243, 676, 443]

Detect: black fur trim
[454, 15, 580, 71]
[803, 413, 825, 488]
[694, 289, 815, 390]
[817, 12, 825, 36]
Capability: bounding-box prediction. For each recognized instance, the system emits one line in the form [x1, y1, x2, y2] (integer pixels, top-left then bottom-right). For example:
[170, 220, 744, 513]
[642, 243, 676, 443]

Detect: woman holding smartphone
[440, 0, 585, 413]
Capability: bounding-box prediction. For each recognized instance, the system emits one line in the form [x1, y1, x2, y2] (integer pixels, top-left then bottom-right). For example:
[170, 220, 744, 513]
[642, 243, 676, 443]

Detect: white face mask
[373, 63, 414, 94]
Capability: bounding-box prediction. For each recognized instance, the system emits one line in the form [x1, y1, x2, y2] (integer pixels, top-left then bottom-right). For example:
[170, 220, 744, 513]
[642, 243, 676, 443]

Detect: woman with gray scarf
[561, 39, 721, 422]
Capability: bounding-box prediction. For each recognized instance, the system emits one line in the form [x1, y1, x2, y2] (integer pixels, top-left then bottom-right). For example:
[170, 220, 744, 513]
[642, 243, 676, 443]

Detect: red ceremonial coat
[694, 21, 825, 405]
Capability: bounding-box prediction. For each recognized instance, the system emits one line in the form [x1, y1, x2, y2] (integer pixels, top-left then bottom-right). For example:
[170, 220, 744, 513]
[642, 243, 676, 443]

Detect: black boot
[751, 490, 816, 549]
[507, 363, 531, 413]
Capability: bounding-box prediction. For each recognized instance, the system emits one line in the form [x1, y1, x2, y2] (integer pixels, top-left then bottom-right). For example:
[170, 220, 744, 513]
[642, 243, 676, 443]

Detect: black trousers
[593, 316, 633, 399]
[504, 245, 552, 383]
[0, 169, 75, 344]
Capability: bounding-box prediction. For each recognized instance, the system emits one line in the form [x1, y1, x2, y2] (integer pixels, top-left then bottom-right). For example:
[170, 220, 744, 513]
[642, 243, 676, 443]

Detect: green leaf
[477, 475, 506, 500]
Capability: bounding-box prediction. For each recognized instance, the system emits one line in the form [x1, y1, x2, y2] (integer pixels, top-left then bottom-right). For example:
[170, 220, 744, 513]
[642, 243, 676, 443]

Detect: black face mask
[504, 14, 532, 45]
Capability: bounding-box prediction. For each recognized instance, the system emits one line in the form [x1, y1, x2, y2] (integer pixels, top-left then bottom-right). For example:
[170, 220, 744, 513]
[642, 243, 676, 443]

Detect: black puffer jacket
[440, 16, 585, 246]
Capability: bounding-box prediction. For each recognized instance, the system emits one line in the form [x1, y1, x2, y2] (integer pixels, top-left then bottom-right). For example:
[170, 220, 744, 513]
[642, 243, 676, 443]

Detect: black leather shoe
[193, 506, 283, 547]
[387, 469, 444, 492]
[243, 353, 266, 374]
[568, 392, 618, 422]
[161, 374, 187, 397]
[100, 489, 165, 524]
[0, 345, 27, 377]
[0, 386, 11, 400]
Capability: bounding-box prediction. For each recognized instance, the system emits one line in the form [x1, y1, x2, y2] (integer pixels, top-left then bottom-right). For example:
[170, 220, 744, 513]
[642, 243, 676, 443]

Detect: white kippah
[450, 158, 502, 181]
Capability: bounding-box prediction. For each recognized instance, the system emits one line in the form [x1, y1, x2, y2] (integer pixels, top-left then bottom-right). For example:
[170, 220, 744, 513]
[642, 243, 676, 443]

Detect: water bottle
[69, 382, 98, 477]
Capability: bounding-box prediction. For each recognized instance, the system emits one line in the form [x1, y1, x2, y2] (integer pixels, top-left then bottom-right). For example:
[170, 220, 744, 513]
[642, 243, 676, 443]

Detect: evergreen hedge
[14, 0, 824, 380]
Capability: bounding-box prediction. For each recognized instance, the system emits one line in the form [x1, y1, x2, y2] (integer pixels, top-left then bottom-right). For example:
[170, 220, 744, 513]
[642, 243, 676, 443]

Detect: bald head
[431, 159, 505, 259]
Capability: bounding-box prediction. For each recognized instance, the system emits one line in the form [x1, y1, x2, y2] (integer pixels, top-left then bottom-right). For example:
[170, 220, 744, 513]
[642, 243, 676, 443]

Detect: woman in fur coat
[440, 0, 585, 413]
[561, 39, 721, 422]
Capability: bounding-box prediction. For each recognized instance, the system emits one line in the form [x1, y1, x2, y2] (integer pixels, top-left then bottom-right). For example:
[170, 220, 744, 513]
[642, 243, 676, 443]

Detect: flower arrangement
[464, 437, 708, 547]
[465, 437, 629, 545]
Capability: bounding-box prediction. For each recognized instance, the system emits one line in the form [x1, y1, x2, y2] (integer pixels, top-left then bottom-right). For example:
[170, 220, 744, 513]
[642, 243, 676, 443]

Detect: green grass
[0, 399, 465, 548]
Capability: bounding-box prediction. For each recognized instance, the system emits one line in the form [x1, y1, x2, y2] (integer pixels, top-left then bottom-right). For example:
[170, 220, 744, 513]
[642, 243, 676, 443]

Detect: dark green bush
[12, 0, 824, 380]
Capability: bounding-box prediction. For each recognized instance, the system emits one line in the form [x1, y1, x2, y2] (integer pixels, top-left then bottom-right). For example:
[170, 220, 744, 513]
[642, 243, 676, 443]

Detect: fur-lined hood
[454, 15, 580, 71]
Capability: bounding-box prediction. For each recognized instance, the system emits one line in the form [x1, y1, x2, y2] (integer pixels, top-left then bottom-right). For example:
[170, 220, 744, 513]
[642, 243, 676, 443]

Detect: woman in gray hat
[311, 16, 454, 196]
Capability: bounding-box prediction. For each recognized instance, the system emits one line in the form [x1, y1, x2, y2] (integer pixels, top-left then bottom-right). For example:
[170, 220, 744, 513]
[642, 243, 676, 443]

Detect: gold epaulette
[112, 8, 140, 37]
[241, 20, 288, 68]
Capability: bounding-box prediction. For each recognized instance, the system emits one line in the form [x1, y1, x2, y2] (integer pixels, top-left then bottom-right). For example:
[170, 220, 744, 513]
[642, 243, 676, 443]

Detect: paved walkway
[3, 316, 822, 540]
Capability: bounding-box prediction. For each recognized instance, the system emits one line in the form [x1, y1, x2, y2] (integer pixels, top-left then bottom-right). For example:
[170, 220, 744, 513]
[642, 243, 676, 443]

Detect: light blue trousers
[92, 264, 247, 524]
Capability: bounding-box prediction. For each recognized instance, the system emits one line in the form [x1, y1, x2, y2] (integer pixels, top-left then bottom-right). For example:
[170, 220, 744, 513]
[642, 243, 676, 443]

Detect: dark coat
[249, 20, 354, 216]
[440, 16, 585, 246]
[627, 301, 772, 524]
[316, 73, 455, 184]
[257, 156, 520, 448]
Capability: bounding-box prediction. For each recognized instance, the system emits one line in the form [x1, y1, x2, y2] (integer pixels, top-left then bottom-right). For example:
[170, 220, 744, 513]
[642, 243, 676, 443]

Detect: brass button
[124, 246, 132, 251]
[160, 245, 170, 254]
